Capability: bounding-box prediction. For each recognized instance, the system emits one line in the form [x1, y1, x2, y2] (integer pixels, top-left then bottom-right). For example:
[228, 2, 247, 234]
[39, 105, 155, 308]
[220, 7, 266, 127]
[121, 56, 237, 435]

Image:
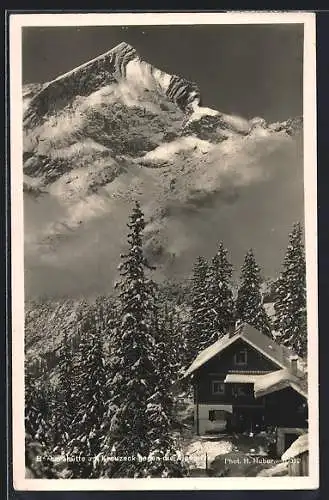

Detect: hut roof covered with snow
[281, 433, 309, 461]
[184, 323, 305, 378]
[253, 368, 308, 399]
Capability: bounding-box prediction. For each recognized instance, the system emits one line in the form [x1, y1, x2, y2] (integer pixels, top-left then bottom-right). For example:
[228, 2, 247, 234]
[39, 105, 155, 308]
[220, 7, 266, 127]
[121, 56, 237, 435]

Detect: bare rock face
[23, 42, 303, 298]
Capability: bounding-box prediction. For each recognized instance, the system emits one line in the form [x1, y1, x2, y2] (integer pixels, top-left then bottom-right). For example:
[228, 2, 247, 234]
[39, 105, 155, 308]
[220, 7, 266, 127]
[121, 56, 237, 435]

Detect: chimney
[229, 320, 242, 337]
[289, 355, 298, 376]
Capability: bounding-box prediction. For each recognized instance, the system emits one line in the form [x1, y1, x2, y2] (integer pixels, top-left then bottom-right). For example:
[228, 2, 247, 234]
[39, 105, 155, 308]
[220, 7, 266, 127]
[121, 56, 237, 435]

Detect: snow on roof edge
[183, 323, 305, 379]
[183, 331, 242, 377]
[281, 433, 308, 460]
[254, 370, 308, 399]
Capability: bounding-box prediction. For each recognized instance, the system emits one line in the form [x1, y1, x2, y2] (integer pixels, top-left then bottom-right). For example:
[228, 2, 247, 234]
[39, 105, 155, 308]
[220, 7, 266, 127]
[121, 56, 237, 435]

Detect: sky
[22, 23, 305, 298]
[22, 23, 303, 123]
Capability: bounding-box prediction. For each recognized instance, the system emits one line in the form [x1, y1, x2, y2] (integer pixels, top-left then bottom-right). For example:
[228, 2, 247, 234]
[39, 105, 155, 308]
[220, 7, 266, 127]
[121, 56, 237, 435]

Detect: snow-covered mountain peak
[24, 40, 205, 127]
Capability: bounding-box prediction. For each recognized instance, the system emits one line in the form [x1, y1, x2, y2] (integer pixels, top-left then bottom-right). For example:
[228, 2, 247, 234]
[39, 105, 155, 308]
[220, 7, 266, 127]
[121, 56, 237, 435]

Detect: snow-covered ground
[257, 461, 289, 477]
[185, 438, 233, 469]
[179, 428, 280, 477]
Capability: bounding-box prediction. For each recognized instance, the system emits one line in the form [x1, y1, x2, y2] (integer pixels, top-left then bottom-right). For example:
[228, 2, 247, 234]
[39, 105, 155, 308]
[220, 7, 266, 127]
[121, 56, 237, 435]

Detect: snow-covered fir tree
[66, 307, 109, 478]
[55, 328, 74, 448]
[103, 201, 186, 478]
[25, 366, 58, 477]
[25, 366, 41, 441]
[25, 433, 57, 479]
[156, 283, 189, 372]
[94, 294, 117, 337]
[205, 242, 235, 340]
[187, 256, 212, 359]
[159, 302, 183, 377]
[274, 222, 307, 357]
[170, 303, 193, 377]
[144, 305, 188, 477]
[235, 249, 272, 336]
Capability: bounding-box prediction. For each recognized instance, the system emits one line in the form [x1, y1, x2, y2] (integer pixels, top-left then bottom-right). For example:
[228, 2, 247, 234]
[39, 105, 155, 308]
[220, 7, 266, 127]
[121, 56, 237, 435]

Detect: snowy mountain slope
[25, 295, 116, 367]
[23, 42, 303, 298]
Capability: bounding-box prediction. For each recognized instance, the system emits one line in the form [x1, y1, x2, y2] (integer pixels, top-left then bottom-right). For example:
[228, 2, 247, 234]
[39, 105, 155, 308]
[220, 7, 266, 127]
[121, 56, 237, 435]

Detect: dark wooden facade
[194, 339, 279, 404]
[288, 452, 309, 476]
[264, 387, 308, 428]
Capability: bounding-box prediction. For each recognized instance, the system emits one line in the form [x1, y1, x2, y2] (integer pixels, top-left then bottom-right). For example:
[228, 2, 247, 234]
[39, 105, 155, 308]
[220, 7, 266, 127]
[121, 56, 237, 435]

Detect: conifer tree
[55, 328, 75, 449]
[274, 223, 307, 357]
[103, 201, 186, 478]
[158, 301, 189, 379]
[144, 305, 188, 477]
[25, 365, 58, 477]
[187, 256, 212, 358]
[67, 308, 109, 478]
[235, 249, 272, 336]
[205, 242, 235, 340]
[25, 366, 40, 440]
[171, 303, 192, 374]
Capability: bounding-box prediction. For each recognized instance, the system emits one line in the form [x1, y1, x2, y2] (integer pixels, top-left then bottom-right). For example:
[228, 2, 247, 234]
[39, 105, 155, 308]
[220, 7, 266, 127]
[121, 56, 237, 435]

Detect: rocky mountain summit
[23, 42, 303, 298]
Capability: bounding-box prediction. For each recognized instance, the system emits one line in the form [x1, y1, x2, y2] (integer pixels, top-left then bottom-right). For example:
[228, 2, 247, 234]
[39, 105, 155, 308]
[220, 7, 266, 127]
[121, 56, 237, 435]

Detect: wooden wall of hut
[288, 451, 309, 476]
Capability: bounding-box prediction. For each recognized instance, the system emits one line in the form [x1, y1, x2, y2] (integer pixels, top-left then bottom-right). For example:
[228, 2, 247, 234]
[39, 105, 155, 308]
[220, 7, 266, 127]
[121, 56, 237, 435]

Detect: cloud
[24, 129, 303, 298]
